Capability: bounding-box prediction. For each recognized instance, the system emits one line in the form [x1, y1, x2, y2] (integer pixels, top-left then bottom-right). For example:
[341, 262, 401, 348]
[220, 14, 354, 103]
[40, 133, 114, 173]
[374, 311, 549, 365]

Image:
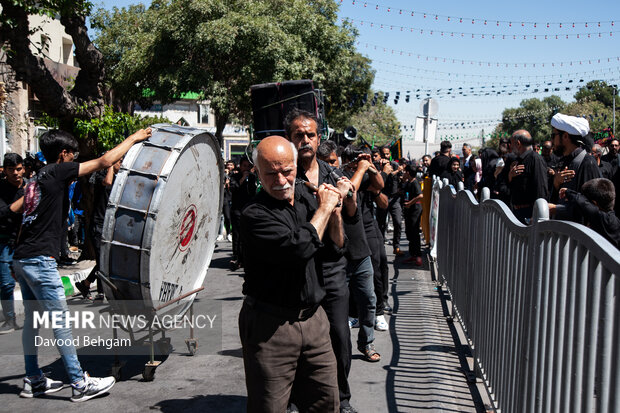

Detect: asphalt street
[0, 240, 485, 412]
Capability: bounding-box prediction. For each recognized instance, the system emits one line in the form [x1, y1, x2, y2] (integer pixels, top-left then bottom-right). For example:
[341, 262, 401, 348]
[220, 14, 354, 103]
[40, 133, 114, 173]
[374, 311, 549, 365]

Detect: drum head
[100, 125, 223, 319]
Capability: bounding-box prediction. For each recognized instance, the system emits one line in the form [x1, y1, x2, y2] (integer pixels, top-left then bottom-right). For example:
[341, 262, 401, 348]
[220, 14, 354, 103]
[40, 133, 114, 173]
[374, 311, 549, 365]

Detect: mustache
[299, 144, 314, 152]
[272, 183, 292, 191]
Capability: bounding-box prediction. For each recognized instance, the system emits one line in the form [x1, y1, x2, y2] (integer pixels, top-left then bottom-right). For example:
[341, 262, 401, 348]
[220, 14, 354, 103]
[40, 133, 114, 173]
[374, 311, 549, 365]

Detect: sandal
[359, 343, 381, 362]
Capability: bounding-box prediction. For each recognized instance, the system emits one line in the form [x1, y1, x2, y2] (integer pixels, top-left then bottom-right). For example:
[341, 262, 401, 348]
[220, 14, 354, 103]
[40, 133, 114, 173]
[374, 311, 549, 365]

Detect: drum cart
[98, 125, 223, 382]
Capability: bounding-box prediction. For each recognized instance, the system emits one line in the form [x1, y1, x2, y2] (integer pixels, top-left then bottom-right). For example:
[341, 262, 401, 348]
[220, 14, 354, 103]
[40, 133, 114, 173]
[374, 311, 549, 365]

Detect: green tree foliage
[497, 96, 566, 144]
[37, 106, 168, 155]
[574, 80, 619, 108]
[347, 92, 400, 147]
[489, 82, 619, 149]
[73, 106, 168, 153]
[91, 0, 374, 142]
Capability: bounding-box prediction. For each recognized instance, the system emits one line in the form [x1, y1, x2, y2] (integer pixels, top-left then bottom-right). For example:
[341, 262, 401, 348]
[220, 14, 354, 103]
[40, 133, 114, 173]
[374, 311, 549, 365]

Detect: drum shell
[100, 125, 224, 319]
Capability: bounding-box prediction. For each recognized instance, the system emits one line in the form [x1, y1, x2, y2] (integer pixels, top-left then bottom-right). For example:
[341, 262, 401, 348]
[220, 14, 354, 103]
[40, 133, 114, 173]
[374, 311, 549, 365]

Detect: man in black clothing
[0, 153, 25, 334]
[285, 109, 360, 413]
[74, 159, 121, 300]
[401, 165, 424, 265]
[340, 146, 388, 345]
[240, 136, 341, 413]
[601, 138, 619, 175]
[591, 144, 614, 179]
[460, 143, 475, 191]
[550, 113, 601, 222]
[376, 146, 404, 255]
[508, 130, 550, 223]
[229, 156, 257, 269]
[428, 140, 452, 179]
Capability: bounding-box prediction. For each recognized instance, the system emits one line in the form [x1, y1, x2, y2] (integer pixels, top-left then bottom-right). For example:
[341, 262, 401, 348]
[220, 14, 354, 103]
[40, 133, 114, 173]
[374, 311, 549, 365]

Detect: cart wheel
[185, 338, 198, 356]
[142, 360, 161, 382]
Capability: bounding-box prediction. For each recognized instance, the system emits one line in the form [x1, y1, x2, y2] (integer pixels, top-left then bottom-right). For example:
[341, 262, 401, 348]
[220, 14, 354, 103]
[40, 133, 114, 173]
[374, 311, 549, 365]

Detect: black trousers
[222, 200, 231, 233]
[376, 196, 403, 249]
[367, 235, 389, 315]
[404, 205, 422, 257]
[321, 272, 352, 403]
[231, 209, 243, 262]
[85, 227, 103, 293]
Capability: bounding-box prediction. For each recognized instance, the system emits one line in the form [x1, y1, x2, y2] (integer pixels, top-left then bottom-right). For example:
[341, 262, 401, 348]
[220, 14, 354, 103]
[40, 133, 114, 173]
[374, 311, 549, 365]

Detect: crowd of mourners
[0, 110, 618, 411]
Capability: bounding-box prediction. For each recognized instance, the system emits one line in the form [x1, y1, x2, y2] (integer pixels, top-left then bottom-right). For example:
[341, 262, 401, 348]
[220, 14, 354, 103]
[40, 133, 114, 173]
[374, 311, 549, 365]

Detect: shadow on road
[152, 394, 246, 412]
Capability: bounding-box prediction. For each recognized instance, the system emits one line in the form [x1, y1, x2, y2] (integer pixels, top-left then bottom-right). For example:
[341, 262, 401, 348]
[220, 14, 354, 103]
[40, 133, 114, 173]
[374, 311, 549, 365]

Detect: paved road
[0, 240, 484, 412]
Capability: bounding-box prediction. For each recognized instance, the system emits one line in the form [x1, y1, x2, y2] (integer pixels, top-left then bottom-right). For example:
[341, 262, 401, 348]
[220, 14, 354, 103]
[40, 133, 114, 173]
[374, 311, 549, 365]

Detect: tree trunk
[0, 1, 106, 123]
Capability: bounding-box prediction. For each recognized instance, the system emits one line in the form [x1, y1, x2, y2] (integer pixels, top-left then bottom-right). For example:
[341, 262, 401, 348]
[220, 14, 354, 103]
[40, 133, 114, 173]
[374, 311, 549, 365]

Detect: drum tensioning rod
[153, 287, 205, 312]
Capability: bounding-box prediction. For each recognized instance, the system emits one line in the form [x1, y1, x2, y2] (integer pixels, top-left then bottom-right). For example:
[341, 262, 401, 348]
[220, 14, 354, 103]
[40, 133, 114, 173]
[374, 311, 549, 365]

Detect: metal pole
[424, 104, 430, 155]
[613, 86, 616, 136]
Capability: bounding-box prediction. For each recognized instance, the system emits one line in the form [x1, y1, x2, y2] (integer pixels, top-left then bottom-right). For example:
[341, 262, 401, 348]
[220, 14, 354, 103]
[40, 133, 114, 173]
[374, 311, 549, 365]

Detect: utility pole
[613, 84, 616, 136]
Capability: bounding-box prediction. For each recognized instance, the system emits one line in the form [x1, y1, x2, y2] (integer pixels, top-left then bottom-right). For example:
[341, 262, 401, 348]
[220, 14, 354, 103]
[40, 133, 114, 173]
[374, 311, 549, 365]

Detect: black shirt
[440, 170, 464, 188]
[402, 178, 423, 213]
[341, 169, 373, 259]
[598, 160, 614, 180]
[509, 149, 550, 207]
[429, 154, 451, 179]
[240, 184, 327, 308]
[0, 179, 24, 243]
[14, 162, 79, 259]
[564, 189, 620, 249]
[557, 148, 601, 193]
[555, 148, 602, 222]
[90, 169, 113, 230]
[298, 160, 358, 271]
[230, 171, 257, 211]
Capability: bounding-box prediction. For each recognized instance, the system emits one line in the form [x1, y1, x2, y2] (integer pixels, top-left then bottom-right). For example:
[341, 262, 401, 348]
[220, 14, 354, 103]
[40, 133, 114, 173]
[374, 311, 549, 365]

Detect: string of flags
[357, 42, 620, 68]
[344, 18, 618, 40]
[354, 77, 618, 104]
[397, 109, 616, 133]
[339, 1, 616, 30]
[373, 64, 620, 86]
[373, 58, 620, 81]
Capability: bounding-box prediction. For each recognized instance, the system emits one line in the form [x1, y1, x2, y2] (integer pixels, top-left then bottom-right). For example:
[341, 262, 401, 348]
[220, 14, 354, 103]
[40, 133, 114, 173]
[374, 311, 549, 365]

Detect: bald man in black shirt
[240, 136, 343, 413]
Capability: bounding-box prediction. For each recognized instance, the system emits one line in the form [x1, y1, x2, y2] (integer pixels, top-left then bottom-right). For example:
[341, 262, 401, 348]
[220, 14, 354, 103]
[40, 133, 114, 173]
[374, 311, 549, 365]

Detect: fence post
[457, 181, 465, 192]
[481, 187, 490, 202]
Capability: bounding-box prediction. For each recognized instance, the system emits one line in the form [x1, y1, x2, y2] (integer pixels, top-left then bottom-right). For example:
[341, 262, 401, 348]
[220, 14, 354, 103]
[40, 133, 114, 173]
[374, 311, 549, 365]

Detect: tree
[347, 92, 400, 147]
[0, 0, 106, 141]
[91, 0, 374, 144]
[574, 80, 619, 108]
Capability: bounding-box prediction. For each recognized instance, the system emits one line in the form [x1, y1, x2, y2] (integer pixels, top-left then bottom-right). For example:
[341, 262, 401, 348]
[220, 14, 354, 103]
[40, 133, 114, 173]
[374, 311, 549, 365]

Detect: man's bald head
[511, 129, 533, 154]
[252, 136, 298, 203]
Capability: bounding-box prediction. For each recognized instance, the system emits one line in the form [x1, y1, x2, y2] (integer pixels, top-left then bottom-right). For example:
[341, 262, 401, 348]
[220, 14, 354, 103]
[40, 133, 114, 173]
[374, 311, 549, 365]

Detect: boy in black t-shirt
[11, 128, 151, 401]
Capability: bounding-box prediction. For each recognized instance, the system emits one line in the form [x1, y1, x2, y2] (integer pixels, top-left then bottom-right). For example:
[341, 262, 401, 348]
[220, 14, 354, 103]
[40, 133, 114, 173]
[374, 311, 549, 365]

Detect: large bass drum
[99, 124, 223, 319]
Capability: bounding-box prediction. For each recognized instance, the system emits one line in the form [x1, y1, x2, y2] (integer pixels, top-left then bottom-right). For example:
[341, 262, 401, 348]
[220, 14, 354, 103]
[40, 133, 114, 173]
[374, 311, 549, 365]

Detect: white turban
[551, 113, 590, 137]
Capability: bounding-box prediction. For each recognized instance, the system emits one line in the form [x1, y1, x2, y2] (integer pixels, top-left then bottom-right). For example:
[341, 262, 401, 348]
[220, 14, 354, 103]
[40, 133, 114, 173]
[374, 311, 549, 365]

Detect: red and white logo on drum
[179, 205, 197, 251]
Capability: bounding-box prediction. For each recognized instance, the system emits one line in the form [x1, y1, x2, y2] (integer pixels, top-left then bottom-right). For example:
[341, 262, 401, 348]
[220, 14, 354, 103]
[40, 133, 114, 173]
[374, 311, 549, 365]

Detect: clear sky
[97, 0, 620, 145]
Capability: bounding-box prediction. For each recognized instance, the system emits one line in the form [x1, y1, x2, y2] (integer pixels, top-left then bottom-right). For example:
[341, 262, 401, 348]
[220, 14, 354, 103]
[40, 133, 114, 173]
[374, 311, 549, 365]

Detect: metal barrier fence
[433, 180, 620, 413]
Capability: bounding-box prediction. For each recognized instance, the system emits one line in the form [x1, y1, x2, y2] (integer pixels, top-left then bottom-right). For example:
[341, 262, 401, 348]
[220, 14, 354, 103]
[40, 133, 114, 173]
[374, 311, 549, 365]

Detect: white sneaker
[375, 315, 388, 331]
[216, 234, 224, 241]
[20, 375, 64, 398]
[348, 317, 359, 329]
[227, 234, 233, 242]
[70, 372, 115, 402]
